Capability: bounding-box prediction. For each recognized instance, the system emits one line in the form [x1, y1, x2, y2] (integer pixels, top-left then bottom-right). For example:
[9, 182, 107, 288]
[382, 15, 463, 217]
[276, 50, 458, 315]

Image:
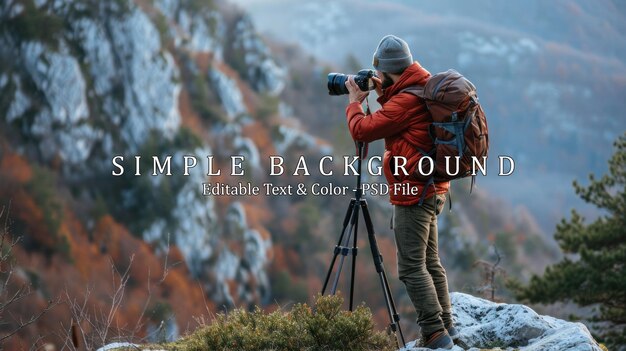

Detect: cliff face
[0, 0, 315, 346]
[0, 0, 290, 310]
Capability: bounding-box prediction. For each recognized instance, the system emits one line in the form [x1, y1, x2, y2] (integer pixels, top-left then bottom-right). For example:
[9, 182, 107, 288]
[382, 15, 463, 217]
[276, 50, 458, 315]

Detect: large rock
[401, 292, 602, 351]
[230, 15, 286, 96]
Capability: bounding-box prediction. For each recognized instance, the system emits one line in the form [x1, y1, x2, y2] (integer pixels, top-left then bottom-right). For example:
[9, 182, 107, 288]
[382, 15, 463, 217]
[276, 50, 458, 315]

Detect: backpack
[401, 69, 489, 190]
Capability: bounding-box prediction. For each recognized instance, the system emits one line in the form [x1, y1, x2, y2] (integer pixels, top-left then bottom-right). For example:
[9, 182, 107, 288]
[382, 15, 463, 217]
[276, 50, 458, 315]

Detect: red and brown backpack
[402, 69, 489, 190]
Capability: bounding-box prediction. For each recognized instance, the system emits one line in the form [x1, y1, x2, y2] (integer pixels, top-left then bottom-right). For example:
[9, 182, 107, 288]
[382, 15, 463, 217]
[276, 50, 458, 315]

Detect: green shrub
[189, 74, 226, 123]
[1, 2, 64, 48]
[256, 93, 280, 122]
[184, 0, 216, 13]
[269, 271, 308, 303]
[27, 166, 63, 239]
[163, 294, 396, 351]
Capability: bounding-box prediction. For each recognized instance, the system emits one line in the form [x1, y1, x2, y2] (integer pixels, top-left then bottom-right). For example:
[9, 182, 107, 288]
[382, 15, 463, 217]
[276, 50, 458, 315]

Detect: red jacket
[346, 62, 449, 205]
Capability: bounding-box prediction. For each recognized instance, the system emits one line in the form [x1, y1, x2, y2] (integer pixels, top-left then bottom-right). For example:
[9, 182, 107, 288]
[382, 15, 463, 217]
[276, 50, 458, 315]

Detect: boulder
[402, 292, 603, 351]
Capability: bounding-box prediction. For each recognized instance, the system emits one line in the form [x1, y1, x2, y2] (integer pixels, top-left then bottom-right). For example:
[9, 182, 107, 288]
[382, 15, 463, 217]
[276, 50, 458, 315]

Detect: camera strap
[354, 95, 372, 160]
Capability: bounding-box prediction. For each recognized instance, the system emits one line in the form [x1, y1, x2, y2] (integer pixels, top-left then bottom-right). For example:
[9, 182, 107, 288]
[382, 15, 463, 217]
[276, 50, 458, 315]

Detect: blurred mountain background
[233, 0, 626, 233]
[0, 0, 623, 348]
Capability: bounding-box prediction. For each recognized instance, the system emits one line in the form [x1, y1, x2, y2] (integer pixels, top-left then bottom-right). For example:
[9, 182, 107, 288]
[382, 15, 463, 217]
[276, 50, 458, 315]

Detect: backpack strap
[470, 174, 476, 194]
[432, 114, 472, 157]
[400, 86, 425, 98]
[417, 177, 435, 206]
[402, 85, 437, 207]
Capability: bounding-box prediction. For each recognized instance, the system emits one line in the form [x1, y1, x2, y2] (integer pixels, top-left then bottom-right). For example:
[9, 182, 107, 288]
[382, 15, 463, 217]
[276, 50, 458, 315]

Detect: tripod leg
[322, 199, 356, 295]
[381, 269, 406, 346]
[360, 200, 406, 348]
[331, 203, 359, 295]
[349, 203, 360, 311]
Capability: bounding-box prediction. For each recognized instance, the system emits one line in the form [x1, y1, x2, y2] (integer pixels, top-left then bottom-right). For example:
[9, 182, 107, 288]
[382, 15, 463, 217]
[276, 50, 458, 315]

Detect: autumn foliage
[0, 150, 214, 349]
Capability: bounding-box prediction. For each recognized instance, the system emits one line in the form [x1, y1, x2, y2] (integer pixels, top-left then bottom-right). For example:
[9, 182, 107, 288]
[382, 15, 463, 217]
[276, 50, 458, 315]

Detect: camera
[327, 69, 378, 96]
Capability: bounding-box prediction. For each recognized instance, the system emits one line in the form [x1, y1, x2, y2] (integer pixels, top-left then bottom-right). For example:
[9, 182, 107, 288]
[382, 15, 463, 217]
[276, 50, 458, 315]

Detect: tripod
[321, 141, 406, 348]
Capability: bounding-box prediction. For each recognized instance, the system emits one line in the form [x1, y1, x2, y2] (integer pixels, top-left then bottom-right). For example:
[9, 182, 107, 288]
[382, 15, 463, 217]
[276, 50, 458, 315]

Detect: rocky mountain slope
[0, 0, 573, 348]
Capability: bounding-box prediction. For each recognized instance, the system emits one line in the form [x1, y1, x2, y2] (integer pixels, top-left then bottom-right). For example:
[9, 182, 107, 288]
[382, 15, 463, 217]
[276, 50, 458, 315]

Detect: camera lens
[327, 73, 350, 96]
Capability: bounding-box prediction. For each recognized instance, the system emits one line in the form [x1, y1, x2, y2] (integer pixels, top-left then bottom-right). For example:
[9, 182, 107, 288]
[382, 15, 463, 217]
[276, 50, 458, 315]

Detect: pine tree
[513, 133, 626, 348]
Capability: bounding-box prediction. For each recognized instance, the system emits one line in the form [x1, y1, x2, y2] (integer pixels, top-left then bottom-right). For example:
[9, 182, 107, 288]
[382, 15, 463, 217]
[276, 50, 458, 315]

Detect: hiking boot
[446, 325, 460, 343]
[423, 329, 453, 349]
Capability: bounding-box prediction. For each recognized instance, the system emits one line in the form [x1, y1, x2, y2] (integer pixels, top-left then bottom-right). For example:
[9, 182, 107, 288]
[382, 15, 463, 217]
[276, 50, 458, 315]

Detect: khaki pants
[393, 194, 452, 336]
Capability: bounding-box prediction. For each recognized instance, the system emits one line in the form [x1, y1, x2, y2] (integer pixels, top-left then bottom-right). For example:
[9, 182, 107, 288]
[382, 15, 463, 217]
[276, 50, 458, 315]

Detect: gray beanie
[372, 35, 413, 74]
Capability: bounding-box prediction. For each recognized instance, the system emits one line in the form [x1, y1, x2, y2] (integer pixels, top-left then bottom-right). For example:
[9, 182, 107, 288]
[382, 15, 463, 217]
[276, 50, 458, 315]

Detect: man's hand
[346, 76, 369, 104]
[371, 76, 383, 97]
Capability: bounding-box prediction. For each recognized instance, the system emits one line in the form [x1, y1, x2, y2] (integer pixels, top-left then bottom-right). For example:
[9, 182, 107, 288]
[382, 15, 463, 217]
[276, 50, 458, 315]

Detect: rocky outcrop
[107, 8, 181, 151]
[402, 293, 602, 351]
[208, 68, 248, 120]
[155, 0, 225, 57]
[17, 41, 98, 166]
[229, 15, 286, 96]
[2, 1, 181, 170]
[0, 0, 287, 310]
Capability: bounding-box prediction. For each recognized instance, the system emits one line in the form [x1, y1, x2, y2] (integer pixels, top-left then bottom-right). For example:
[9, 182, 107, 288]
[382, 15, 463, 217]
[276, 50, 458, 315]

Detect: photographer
[344, 35, 456, 350]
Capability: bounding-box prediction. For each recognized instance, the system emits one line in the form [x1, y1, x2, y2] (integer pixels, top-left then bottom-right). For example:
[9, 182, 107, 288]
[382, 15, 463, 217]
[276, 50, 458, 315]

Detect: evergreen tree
[513, 133, 626, 348]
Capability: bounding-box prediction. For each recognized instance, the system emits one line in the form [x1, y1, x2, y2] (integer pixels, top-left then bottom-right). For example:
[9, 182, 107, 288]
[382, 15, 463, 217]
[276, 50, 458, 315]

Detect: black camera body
[327, 69, 378, 96]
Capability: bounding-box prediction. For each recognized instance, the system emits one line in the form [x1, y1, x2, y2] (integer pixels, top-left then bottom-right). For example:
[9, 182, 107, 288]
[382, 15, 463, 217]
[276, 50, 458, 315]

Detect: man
[344, 34, 456, 350]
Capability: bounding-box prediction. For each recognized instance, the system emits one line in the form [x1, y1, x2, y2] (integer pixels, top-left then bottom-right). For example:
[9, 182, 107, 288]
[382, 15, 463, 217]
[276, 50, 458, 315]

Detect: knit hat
[372, 35, 413, 74]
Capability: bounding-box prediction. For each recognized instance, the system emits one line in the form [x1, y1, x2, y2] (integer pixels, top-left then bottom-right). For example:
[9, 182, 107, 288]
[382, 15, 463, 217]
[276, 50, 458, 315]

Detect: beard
[382, 73, 395, 89]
